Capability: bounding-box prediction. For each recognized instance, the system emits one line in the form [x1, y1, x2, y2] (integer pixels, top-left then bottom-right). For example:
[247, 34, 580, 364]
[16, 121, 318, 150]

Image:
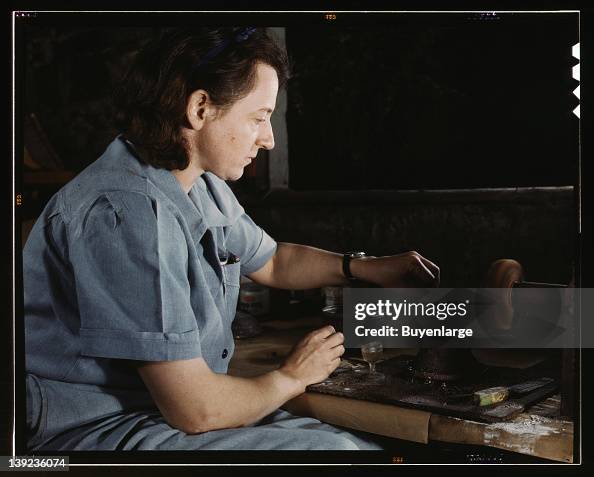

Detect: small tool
[474, 386, 510, 406]
[473, 377, 555, 406]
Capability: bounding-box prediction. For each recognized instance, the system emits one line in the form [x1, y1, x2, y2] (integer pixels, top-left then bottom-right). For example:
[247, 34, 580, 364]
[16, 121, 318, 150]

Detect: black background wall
[286, 15, 578, 190]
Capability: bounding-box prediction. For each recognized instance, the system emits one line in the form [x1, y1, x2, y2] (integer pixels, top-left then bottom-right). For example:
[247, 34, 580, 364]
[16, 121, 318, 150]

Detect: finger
[330, 356, 342, 371]
[323, 331, 344, 348]
[419, 256, 440, 283]
[418, 255, 439, 277]
[310, 325, 336, 340]
[330, 344, 345, 359]
[413, 259, 437, 285]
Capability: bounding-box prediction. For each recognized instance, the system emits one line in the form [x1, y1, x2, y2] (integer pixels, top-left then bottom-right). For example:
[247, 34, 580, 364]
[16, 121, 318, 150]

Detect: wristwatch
[343, 252, 367, 280]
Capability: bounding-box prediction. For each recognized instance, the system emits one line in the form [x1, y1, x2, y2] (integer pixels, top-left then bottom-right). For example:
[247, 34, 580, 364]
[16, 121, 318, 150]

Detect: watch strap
[343, 252, 366, 280]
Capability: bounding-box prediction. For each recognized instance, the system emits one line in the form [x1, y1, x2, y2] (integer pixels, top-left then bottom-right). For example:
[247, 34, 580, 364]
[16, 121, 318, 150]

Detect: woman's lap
[36, 409, 384, 451]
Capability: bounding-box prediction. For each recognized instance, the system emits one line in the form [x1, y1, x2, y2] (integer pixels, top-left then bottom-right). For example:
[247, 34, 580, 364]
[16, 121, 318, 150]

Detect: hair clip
[193, 27, 257, 71]
[235, 27, 257, 42]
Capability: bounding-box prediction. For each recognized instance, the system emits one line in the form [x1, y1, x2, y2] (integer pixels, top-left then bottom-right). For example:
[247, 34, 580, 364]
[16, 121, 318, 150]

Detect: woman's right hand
[279, 325, 345, 391]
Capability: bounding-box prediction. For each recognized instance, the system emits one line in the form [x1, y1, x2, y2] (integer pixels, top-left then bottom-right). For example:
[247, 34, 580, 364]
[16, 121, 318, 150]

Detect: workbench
[228, 315, 575, 463]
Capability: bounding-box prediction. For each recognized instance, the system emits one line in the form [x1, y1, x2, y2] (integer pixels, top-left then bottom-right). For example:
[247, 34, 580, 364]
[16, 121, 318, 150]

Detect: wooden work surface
[228, 315, 574, 463]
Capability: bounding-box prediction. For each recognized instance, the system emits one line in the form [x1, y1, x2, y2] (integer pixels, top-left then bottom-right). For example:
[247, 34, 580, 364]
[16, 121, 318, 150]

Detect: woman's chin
[210, 167, 244, 182]
[228, 168, 245, 182]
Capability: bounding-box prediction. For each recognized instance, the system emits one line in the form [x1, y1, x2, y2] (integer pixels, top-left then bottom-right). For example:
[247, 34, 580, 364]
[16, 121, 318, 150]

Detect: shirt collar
[190, 175, 233, 228]
[111, 135, 220, 238]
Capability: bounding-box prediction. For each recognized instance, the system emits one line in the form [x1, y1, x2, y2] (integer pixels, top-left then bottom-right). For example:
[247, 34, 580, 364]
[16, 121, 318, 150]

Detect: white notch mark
[573, 85, 580, 100]
[571, 43, 580, 119]
[572, 64, 580, 82]
[573, 105, 580, 119]
[572, 43, 580, 60]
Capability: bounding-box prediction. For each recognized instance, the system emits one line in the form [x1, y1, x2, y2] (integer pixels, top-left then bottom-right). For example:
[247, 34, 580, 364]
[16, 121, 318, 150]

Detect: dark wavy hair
[113, 27, 289, 170]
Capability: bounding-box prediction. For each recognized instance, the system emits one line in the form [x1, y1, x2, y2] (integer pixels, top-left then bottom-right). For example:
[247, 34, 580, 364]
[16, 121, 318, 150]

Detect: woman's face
[194, 62, 279, 181]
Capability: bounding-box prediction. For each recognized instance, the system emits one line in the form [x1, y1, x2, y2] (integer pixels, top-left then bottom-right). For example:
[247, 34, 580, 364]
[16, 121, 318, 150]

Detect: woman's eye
[254, 118, 266, 123]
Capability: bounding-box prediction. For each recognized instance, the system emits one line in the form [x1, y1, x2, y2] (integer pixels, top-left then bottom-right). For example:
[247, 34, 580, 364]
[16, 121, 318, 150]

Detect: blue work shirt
[23, 136, 276, 449]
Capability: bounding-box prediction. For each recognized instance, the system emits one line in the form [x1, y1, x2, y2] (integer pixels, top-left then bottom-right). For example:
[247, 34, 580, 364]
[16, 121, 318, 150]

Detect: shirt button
[221, 349, 228, 359]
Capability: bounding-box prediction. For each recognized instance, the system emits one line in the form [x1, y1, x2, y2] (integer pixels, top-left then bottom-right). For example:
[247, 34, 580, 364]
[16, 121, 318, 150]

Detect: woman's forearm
[264, 242, 351, 289]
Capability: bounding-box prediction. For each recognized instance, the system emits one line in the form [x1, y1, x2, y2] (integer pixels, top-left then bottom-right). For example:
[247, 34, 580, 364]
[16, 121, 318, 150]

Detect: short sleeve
[225, 212, 277, 276]
[71, 191, 202, 361]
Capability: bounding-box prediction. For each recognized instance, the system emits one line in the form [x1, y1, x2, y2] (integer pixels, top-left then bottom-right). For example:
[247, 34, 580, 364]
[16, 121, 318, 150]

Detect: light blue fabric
[26, 374, 382, 451]
[23, 136, 383, 452]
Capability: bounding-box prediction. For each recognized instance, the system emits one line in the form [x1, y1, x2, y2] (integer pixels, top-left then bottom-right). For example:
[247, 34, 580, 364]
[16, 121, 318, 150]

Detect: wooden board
[283, 393, 431, 444]
[306, 356, 559, 423]
[429, 396, 574, 463]
[228, 318, 574, 462]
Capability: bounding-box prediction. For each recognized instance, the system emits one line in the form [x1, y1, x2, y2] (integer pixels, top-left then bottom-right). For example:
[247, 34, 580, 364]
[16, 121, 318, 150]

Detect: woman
[24, 27, 439, 451]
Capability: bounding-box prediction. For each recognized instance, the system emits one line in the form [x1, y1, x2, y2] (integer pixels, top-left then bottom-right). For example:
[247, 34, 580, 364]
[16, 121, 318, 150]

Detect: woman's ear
[186, 89, 213, 131]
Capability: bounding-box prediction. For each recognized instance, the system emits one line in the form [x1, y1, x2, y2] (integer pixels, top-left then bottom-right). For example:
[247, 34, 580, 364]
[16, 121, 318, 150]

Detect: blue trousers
[26, 374, 384, 451]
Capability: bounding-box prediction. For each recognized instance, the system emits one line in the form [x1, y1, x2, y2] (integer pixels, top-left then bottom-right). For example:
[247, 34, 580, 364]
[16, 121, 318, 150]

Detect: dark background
[21, 14, 579, 192]
[286, 16, 579, 190]
[23, 26, 155, 173]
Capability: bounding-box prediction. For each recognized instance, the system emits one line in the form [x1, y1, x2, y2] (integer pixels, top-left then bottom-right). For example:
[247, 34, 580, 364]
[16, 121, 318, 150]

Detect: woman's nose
[256, 121, 275, 150]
